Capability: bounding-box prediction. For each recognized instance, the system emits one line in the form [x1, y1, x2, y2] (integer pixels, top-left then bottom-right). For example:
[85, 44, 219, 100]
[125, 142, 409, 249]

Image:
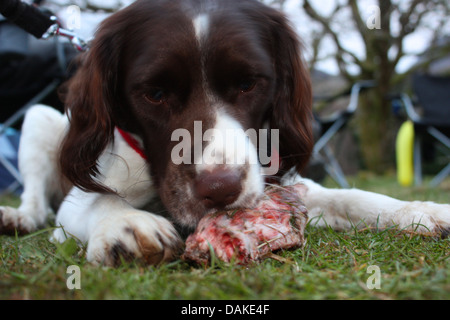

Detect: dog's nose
[195, 168, 242, 209]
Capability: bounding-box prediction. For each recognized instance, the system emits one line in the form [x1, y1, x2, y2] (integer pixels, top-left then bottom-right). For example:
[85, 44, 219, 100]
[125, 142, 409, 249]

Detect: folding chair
[0, 1, 88, 194]
[0, 16, 76, 194]
[312, 80, 376, 188]
[0, 78, 60, 194]
[399, 73, 450, 187]
[0, 125, 21, 194]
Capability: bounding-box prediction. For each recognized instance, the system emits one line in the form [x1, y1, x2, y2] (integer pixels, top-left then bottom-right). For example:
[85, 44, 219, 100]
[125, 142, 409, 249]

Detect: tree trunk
[356, 0, 397, 173]
[357, 87, 396, 173]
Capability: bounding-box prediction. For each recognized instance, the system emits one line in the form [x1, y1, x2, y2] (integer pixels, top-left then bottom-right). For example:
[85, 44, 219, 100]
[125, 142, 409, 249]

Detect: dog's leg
[52, 188, 182, 266]
[51, 130, 183, 266]
[283, 175, 450, 236]
[0, 105, 68, 234]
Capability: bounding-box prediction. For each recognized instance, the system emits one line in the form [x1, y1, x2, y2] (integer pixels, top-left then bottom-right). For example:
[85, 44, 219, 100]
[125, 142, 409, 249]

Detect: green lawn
[1, 174, 449, 300]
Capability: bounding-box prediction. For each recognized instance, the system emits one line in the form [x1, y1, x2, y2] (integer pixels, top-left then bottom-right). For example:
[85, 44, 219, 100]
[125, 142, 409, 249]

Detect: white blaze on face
[190, 12, 264, 208]
[195, 110, 264, 206]
[193, 13, 210, 43]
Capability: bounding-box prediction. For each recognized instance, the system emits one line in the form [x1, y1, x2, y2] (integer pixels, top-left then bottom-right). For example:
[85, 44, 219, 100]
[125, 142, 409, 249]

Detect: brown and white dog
[1, 0, 449, 266]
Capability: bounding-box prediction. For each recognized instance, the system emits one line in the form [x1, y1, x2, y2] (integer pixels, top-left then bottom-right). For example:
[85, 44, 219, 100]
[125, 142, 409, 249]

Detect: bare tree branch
[303, 0, 361, 81]
[398, 0, 423, 35]
[308, 29, 328, 71]
[391, 0, 436, 71]
[347, 0, 368, 43]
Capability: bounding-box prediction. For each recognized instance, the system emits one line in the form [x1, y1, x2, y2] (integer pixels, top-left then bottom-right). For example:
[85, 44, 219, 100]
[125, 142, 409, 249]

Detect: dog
[1, 0, 449, 266]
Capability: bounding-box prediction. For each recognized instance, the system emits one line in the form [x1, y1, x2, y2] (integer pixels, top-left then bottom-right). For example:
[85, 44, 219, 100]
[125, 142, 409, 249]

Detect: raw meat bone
[182, 184, 308, 265]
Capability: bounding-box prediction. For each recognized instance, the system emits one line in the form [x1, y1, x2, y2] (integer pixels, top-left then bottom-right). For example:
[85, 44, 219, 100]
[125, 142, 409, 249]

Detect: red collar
[117, 128, 147, 160]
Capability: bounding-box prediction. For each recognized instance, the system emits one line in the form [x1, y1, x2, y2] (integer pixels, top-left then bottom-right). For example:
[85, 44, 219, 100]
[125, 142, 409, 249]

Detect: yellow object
[396, 121, 414, 186]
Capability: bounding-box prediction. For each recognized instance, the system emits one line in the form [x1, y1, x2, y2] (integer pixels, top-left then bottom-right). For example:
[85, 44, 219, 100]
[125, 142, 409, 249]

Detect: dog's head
[60, 0, 313, 228]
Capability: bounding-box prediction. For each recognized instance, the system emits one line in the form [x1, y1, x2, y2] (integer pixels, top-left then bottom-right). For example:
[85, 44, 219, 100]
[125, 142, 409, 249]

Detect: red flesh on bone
[182, 184, 308, 265]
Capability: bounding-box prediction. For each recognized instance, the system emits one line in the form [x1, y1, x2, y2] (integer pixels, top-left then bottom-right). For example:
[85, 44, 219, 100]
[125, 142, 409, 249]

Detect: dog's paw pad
[0, 207, 32, 236]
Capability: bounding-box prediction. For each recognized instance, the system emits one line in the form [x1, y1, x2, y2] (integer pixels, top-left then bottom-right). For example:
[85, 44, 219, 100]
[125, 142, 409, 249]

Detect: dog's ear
[59, 17, 125, 194]
[267, 11, 314, 177]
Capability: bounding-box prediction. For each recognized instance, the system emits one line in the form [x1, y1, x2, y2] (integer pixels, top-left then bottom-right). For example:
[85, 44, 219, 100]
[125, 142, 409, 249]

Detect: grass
[1, 173, 449, 300]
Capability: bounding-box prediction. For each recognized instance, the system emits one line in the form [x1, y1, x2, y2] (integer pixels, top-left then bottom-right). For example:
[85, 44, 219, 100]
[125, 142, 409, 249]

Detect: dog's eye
[238, 79, 256, 93]
[144, 88, 165, 104]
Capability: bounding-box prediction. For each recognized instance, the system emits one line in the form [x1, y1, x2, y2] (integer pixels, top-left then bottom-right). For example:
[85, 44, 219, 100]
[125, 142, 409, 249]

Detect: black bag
[0, 15, 77, 123]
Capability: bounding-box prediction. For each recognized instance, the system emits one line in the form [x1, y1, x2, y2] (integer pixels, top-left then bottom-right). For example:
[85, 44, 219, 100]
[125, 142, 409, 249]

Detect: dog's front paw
[397, 201, 450, 237]
[86, 211, 183, 267]
[0, 206, 36, 235]
[421, 202, 450, 238]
